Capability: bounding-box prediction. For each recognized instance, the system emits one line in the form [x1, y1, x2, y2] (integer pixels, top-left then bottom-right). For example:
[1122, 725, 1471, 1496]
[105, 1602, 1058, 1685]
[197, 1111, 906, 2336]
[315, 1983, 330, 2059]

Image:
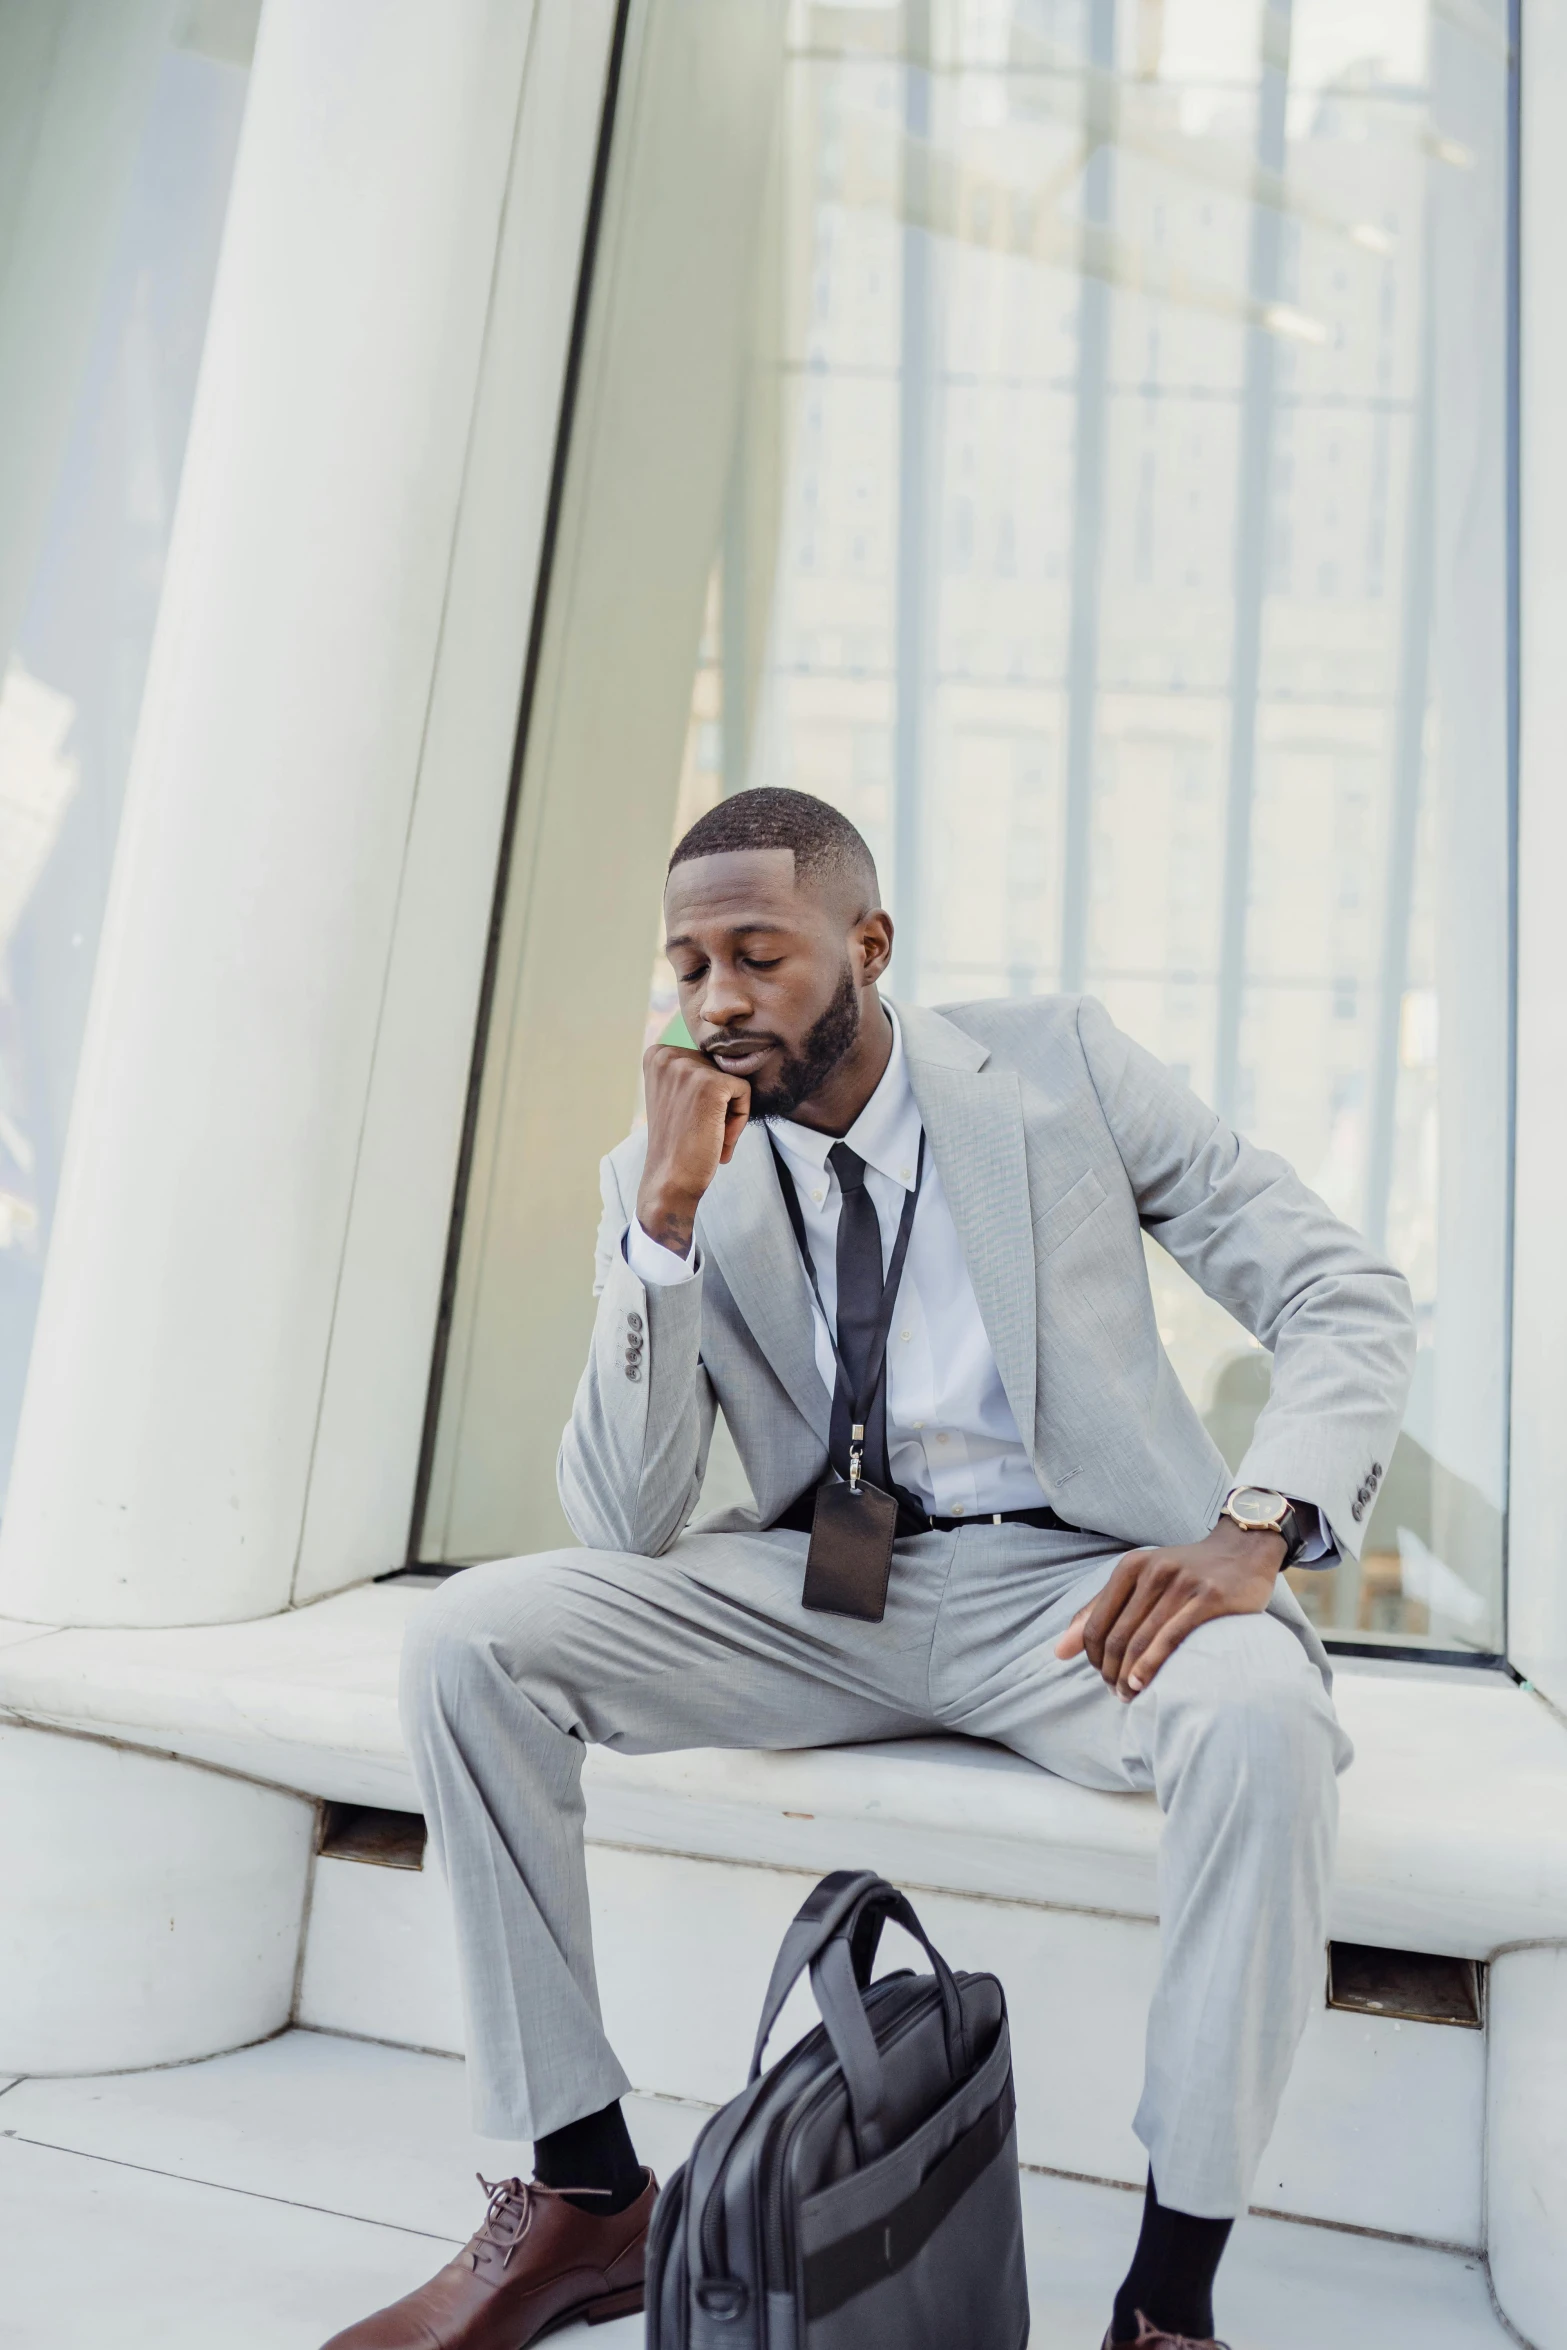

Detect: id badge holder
[801, 1424, 898, 1622]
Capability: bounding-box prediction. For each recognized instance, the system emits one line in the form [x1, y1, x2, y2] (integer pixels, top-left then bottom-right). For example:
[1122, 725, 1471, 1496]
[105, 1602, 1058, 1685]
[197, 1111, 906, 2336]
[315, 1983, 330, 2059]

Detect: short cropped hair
[668, 788, 879, 905]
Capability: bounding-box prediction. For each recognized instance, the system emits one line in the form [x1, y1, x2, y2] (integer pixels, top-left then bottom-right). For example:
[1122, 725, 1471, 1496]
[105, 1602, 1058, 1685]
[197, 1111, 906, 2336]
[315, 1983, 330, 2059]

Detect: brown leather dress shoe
[1103, 2315, 1232, 2349]
[320, 2169, 657, 2348]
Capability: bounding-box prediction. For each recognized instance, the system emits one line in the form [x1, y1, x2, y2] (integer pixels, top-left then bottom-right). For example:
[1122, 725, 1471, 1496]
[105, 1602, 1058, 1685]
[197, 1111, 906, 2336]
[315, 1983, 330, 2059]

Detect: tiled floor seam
[1246, 2198, 1480, 2258]
[1016, 2158, 1479, 2262]
[0, 2130, 462, 2246]
[1017, 2152, 1480, 2260]
[3, 2118, 1488, 2274]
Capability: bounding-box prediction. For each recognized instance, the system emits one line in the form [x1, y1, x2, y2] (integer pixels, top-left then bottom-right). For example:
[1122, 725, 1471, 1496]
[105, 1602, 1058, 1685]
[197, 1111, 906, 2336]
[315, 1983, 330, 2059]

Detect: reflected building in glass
[659, 0, 1512, 1649]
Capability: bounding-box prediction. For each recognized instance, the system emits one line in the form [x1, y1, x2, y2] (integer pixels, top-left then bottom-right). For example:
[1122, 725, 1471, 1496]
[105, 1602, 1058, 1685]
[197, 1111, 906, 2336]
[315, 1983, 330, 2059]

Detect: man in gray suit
[327, 789, 1413, 2350]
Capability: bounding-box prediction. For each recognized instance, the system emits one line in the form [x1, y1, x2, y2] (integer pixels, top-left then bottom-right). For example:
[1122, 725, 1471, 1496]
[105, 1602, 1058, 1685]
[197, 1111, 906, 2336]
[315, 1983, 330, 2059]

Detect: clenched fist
[636, 1044, 751, 1256]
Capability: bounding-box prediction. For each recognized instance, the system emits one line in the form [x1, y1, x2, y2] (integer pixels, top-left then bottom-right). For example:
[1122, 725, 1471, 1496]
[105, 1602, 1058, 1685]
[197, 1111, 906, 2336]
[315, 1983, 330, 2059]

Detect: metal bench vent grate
[1327, 1941, 1483, 2028]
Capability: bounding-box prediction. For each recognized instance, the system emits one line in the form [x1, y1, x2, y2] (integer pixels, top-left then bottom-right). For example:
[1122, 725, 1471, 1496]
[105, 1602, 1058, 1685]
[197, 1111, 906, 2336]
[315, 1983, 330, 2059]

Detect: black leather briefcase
[645, 1868, 1030, 2350]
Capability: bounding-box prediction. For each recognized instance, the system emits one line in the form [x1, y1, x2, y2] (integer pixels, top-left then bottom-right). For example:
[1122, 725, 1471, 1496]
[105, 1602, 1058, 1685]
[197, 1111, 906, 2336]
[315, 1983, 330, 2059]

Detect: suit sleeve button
[628, 1312, 644, 1331]
[625, 1365, 642, 1382]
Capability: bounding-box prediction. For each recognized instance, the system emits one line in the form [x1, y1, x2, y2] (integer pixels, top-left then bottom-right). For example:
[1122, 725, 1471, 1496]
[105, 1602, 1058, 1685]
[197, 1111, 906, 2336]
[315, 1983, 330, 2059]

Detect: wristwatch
[1219, 1485, 1306, 1564]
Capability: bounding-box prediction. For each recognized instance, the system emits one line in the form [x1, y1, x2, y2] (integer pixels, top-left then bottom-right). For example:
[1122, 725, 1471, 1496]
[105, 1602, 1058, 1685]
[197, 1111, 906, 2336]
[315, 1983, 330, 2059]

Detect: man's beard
[726, 964, 861, 1122]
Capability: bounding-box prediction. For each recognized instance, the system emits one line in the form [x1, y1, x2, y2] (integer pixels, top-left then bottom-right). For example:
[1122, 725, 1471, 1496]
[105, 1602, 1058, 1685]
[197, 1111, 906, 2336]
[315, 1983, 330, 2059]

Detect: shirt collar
[767, 1003, 923, 1190]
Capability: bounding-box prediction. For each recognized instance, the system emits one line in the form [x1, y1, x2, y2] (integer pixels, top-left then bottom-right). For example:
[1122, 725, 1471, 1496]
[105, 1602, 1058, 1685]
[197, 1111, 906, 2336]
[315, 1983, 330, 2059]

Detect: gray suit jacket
[558, 996, 1415, 1562]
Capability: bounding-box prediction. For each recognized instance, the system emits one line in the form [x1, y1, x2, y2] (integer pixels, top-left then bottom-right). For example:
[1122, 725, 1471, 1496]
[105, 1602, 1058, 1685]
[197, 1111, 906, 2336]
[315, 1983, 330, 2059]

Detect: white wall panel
[1486, 1946, 1567, 2349]
[1512, 0, 1567, 1707]
[297, 1852, 466, 2055]
[294, 1833, 1488, 2245]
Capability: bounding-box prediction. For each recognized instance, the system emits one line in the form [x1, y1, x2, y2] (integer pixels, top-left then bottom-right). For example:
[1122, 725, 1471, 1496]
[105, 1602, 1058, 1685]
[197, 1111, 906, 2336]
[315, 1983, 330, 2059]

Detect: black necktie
[827, 1143, 894, 1497]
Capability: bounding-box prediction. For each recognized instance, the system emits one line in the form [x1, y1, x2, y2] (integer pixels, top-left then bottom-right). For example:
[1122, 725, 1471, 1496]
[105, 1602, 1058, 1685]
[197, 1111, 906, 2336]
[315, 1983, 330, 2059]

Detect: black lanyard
[768, 1132, 926, 1492]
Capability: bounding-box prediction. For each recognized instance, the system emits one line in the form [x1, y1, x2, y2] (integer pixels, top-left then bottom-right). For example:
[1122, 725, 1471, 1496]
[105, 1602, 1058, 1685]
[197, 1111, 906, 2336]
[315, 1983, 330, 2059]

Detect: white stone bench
[5, 1581, 1564, 1952]
[3, 1580, 1565, 2345]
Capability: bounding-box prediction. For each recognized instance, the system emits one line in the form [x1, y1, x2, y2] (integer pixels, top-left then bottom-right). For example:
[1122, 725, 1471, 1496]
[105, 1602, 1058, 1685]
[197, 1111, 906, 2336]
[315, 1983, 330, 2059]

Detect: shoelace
[466, 2174, 610, 2274]
[1130, 2318, 1233, 2350]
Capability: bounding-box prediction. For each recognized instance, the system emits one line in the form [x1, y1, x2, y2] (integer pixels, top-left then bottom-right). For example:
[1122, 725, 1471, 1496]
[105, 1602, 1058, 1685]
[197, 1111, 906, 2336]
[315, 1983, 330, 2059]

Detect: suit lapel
[899, 1003, 1039, 1452]
[695, 1121, 831, 1442]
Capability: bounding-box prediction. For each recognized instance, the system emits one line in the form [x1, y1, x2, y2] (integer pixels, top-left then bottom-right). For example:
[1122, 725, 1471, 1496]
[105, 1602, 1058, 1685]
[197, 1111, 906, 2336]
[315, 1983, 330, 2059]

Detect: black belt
[928, 1504, 1079, 1533]
[771, 1489, 1078, 1538]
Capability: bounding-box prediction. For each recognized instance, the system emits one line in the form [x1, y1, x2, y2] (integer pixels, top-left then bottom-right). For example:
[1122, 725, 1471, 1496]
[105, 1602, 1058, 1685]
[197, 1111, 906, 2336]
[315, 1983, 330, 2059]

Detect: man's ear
[857, 910, 895, 985]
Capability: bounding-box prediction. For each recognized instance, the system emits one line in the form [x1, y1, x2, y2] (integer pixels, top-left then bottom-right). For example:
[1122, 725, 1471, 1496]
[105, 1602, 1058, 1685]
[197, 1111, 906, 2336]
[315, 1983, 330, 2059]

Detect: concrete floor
[0, 2030, 1511, 2348]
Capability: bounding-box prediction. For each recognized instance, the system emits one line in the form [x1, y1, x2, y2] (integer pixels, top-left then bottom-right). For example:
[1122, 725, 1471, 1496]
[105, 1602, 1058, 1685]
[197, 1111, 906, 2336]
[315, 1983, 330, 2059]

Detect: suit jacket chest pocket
[1031, 1167, 1108, 1258]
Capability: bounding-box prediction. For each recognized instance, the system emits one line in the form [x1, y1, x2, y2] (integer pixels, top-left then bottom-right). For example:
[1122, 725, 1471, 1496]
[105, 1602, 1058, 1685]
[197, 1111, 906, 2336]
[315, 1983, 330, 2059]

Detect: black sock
[1111, 2172, 1233, 2343]
[532, 2098, 645, 2216]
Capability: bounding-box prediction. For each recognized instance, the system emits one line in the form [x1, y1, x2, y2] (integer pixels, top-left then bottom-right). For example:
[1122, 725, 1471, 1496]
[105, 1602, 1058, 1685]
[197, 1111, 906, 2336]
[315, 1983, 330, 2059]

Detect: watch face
[1230, 1486, 1287, 1527]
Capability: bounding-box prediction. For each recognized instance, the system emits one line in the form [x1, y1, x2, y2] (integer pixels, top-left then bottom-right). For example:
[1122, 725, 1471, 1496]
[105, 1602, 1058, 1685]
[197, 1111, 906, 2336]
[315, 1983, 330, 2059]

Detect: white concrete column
[0, 1724, 313, 2073]
[0, 1, 614, 1625]
[1487, 1945, 1567, 2349]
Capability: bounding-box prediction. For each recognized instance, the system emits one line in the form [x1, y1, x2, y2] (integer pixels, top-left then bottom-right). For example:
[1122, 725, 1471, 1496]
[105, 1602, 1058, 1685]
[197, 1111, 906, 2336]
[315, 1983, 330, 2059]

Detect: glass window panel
[656, 0, 1512, 1650]
[0, 6, 256, 1510]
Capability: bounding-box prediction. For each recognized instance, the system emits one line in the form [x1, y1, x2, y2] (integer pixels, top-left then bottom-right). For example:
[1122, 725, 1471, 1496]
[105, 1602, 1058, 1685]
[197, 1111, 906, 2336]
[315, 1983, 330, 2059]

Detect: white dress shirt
[627, 1007, 1332, 1551]
[628, 1008, 1051, 1518]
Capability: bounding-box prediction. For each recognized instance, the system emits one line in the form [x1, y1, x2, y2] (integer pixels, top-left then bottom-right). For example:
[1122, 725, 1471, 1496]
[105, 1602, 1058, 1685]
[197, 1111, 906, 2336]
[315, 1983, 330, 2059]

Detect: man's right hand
[635, 1044, 750, 1256]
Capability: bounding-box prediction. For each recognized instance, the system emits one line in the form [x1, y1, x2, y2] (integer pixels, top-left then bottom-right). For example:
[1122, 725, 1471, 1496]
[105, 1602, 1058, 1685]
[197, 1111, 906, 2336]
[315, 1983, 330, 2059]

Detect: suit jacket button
[1351, 1499, 1364, 1522]
[626, 1365, 642, 1382]
[628, 1312, 644, 1331]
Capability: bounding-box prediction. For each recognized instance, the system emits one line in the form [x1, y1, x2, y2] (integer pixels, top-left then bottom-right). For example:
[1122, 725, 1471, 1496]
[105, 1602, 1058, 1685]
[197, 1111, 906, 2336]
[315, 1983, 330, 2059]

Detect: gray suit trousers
[401, 1519, 1351, 2220]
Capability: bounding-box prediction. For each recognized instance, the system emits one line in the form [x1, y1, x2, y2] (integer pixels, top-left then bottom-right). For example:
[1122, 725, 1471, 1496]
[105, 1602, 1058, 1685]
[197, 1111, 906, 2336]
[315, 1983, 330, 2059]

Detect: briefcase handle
[747, 1871, 969, 2156]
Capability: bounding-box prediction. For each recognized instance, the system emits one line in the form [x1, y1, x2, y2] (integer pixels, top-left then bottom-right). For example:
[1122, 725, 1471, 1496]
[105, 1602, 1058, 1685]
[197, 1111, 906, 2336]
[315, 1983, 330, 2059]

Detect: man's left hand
[1054, 1519, 1286, 1701]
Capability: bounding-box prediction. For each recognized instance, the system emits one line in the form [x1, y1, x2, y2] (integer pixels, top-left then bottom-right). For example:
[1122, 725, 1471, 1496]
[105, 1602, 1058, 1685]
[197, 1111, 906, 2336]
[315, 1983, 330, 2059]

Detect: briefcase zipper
[696, 1974, 914, 2294]
[645, 2167, 688, 2350]
[762, 1979, 948, 2296]
[694, 2010, 859, 2289]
